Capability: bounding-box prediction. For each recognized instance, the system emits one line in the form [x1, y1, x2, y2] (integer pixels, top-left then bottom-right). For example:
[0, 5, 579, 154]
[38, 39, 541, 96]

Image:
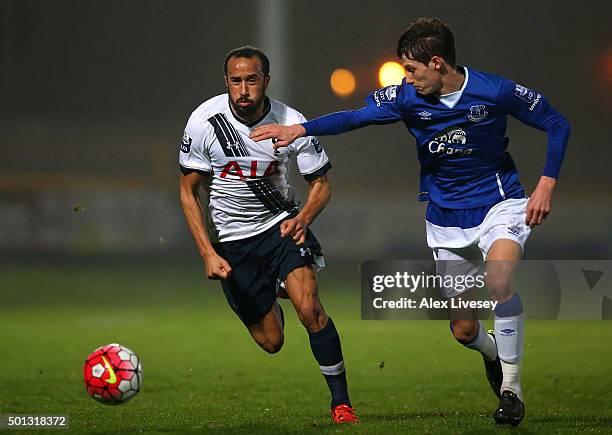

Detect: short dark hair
[397, 18, 456, 67]
[223, 46, 270, 76]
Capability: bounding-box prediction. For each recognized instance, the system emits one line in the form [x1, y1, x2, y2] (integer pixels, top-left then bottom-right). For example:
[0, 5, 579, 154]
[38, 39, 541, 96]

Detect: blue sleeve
[302, 84, 406, 136]
[498, 78, 571, 179]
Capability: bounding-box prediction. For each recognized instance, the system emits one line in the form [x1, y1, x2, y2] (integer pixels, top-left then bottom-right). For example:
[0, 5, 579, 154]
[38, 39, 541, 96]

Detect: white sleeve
[178, 113, 213, 173]
[290, 115, 331, 179]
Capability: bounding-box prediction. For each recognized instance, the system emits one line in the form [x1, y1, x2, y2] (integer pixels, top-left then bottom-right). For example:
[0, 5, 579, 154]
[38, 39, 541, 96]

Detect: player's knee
[451, 320, 478, 343]
[258, 334, 284, 354]
[486, 274, 513, 301]
[297, 305, 325, 332]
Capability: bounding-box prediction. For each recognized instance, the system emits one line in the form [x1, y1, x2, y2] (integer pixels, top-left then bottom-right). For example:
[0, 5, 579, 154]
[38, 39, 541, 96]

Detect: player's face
[225, 56, 270, 120]
[400, 56, 443, 96]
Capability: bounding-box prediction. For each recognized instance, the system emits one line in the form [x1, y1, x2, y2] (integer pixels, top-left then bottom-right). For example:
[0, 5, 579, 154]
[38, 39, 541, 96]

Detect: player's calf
[450, 319, 501, 397]
[286, 266, 353, 412]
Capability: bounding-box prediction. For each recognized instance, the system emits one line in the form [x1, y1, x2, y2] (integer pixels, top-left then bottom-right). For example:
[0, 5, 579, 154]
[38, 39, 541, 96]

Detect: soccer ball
[83, 343, 143, 405]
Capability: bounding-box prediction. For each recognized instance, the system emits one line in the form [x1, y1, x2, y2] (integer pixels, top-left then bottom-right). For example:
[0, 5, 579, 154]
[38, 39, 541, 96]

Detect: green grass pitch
[1, 261, 611, 434]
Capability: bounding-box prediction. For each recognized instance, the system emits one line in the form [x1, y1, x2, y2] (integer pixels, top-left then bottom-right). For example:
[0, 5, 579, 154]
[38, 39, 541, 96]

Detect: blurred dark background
[1, 0, 611, 262]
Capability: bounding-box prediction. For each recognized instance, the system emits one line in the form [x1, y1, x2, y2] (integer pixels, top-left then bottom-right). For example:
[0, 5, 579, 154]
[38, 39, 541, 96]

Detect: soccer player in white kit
[251, 19, 571, 426]
[179, 47, 358, 424]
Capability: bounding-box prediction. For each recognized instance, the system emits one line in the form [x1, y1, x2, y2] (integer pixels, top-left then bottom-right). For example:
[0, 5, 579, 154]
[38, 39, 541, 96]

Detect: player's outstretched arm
[250, 124, 306, 147]
[280, 175, 331, 245]
[179, 171, 232, 279]
[251, 102, 402, 149]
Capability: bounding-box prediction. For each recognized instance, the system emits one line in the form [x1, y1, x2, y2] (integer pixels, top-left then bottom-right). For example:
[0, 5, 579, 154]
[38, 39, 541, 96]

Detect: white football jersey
[179, 94, 330, 242]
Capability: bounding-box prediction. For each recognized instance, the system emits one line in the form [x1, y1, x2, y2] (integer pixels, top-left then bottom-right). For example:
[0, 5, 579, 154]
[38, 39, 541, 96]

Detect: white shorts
[426, 198, 531, 298]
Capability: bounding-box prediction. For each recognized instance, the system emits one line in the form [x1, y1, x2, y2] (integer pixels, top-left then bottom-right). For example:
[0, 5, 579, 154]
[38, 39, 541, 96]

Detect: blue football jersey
[303, 67, 570, 210]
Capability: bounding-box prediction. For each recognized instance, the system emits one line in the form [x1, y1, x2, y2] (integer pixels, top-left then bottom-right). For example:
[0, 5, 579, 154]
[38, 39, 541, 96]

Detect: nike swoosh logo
[101, 356, 117, 384]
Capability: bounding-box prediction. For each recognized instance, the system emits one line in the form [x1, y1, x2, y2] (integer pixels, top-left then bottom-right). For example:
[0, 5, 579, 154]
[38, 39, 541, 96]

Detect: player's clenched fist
[203, 252, 232, 280]
[250, 124, 306, 148]
[526, 176, 556, 228]
[280, 218, 307, 245]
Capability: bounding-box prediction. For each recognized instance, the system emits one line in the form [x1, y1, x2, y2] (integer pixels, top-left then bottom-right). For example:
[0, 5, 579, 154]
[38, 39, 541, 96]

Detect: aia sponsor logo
[220, 160, 280, 180]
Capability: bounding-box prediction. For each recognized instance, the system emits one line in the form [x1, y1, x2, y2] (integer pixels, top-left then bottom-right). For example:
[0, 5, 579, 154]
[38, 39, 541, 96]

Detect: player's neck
[439, 66, 465, 95]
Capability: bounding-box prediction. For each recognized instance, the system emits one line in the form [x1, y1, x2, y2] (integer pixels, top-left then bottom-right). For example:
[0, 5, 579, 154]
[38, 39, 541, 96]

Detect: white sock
[495, 313, 524, 400]
[463, 321, 497, 361]
[500, 360, 522, 401]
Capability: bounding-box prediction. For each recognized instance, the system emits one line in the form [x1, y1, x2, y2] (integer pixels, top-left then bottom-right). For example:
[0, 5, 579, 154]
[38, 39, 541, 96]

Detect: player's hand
[203, 252, 232, 280]
[526, 176, 556, 228]
[249, 124, 306, 148]
[280, 217, 307, 245]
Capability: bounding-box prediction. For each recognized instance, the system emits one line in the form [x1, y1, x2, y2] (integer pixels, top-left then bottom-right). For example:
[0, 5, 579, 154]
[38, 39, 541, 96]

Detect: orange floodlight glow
[378, 61, 405, 87]
[330, 68, 356, 97]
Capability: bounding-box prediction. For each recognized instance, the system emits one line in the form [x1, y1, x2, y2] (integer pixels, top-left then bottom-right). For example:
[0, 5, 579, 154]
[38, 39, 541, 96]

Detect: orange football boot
[331, 404, 359, 424]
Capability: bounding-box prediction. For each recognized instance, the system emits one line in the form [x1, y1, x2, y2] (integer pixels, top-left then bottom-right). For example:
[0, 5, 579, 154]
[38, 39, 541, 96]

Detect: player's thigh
[246, 302, 284, 352]
[215, 239, 278, 328]
[285, 265, 328, 331]
[269, 222, 327, 330]
[478, 198, 530, 301]
[285, 264, 321, 307]
[484, 238, 523, 302]
[434, 246, 484, 299]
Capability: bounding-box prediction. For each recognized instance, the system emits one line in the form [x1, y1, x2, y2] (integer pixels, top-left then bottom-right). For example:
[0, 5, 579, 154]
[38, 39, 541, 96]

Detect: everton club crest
[467, 104, 488, 122]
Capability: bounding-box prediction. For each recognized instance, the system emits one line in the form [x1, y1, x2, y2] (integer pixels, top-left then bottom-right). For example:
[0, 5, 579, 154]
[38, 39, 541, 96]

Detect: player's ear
[264, 75, 270, 89]
[430, 56, 443, 71]
[224, 75, 229, 89]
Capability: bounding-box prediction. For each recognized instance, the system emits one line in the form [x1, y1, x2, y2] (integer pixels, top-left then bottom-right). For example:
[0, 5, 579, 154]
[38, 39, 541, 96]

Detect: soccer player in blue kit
[251, 18, 570, 426]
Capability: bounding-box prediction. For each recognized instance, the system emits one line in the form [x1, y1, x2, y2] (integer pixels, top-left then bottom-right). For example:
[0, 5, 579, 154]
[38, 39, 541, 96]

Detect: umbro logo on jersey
[500, 328, 516, 336]
[529, 93, 541, 111]
[180, 131, 192, 153]
[418, 111, 432, 120]
[467, 105, 488, 122]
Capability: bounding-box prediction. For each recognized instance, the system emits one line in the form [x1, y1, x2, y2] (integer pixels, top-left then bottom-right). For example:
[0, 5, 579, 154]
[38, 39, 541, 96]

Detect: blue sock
[308, 317, 351, 408]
